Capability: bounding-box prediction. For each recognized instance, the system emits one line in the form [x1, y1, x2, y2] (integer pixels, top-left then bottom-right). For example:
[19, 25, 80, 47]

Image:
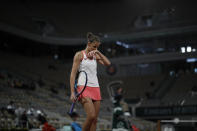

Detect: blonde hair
[87, 32, 100, 43]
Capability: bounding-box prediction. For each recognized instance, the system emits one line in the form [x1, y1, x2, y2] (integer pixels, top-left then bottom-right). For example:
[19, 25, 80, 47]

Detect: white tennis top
[77, 51, 99, 87]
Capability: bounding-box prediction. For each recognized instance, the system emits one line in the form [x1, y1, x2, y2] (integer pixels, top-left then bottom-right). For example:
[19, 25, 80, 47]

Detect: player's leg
[90, 100, 100, 131]
[81, 97, 96, 131]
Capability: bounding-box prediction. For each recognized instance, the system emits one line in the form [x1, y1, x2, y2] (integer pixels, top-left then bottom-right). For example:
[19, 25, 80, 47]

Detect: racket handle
[68, 103, 75, 115]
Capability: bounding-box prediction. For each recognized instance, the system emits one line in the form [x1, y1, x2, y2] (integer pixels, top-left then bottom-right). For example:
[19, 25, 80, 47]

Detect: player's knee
[92, 118, 98, 124]
[87, 113, 96, 121]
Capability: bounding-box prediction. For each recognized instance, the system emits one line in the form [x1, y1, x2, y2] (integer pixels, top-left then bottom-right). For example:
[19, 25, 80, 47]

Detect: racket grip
[69, 103, 75, 115]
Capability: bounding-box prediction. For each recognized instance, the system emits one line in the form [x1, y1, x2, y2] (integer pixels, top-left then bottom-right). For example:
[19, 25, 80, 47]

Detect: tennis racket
[68, 71, 88, 115]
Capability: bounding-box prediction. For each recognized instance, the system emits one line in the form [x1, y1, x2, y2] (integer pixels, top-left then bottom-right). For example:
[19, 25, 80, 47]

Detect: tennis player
[70, 32, 111, 131]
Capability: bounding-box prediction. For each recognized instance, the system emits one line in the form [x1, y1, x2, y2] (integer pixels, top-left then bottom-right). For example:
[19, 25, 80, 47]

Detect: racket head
[75, 71, 88, 97]
[68, 71, 87, 115]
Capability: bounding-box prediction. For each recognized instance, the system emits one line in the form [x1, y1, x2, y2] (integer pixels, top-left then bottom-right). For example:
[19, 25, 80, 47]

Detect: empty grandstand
[0, 0, 197, 131]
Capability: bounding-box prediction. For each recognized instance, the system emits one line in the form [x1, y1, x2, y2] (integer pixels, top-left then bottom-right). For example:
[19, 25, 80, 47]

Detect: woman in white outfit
[70, 32, 111, 131]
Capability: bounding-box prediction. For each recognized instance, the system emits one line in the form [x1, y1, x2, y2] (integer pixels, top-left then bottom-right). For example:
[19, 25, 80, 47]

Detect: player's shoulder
[75, 50, 84, 56]
[74, 50, 84, 60]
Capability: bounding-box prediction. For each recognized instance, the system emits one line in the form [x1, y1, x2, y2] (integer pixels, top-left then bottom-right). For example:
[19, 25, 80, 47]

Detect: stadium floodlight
[181, 47, 185, 53]
[186, 46, 192, 52]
